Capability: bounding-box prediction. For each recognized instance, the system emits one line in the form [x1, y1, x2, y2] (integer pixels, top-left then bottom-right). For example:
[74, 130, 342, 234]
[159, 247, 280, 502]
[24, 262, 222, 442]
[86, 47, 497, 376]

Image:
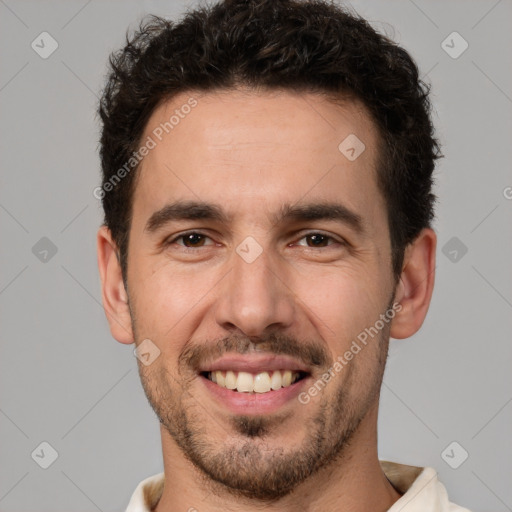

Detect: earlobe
[97, 225, 134, 344]
[390, 228, 436, 340]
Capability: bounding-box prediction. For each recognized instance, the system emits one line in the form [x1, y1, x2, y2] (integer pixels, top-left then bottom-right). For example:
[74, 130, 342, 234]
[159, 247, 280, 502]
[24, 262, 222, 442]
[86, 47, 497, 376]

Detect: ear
[97, 225, 134, 344]
[390, 228, 436, 339]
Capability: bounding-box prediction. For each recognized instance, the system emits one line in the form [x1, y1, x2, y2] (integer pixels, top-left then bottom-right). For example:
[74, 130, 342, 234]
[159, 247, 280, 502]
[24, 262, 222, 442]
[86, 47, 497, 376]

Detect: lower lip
[200, 374, 310, 415]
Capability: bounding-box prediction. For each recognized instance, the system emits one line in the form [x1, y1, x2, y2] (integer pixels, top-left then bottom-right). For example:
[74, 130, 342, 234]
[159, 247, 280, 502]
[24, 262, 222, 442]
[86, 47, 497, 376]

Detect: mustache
[179, 332, 331, 372]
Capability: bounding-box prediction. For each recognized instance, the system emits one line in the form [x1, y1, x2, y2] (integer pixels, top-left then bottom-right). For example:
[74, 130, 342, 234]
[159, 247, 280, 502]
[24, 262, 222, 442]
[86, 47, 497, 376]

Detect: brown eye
[305, 234, 330, 247]
[181, 233, 206, 247]
[295, 232, 342, 249]
[166, 231, 215, 249]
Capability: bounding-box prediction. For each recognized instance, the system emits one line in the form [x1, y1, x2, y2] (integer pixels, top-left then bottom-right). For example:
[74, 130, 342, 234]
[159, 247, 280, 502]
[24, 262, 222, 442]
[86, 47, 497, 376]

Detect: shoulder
[381, 460, 472, 512]
[125, 472, 165, 512]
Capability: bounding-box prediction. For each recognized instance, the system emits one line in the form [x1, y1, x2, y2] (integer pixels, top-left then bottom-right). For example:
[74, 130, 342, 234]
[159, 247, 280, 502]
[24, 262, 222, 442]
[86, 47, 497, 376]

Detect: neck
[154, 404, 401, 512]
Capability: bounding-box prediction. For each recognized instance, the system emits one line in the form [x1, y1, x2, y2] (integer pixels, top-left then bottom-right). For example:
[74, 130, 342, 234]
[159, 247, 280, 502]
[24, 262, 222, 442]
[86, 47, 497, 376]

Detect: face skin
[97, 88, 436, 511]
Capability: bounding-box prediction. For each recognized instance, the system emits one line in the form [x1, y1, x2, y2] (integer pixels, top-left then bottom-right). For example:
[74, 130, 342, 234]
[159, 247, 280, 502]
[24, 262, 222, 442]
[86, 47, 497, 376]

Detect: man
[96, 0, 471, 510]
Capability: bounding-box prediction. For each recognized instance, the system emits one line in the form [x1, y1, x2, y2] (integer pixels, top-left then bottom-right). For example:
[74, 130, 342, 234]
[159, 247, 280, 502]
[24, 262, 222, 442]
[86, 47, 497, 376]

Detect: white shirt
[125, 460, 472, 511]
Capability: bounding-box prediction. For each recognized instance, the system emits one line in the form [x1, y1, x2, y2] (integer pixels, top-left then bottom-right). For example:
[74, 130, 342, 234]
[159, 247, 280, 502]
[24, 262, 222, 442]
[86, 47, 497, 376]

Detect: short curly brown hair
[97, 0, 441, 284]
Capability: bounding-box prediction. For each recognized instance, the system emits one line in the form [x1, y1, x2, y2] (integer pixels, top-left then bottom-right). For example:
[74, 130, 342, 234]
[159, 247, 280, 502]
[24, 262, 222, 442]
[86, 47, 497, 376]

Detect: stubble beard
[132, 305, 392, 501]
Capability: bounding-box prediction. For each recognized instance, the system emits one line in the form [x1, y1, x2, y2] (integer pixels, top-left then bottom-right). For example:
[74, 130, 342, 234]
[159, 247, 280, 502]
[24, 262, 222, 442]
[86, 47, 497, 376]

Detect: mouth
[197, 355, 312, 414]
[201, 369, 308, 393]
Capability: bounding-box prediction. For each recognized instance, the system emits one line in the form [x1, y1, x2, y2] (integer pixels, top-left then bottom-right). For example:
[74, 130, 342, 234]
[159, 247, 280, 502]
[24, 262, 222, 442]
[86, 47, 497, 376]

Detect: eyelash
[164, 231, 346, 251]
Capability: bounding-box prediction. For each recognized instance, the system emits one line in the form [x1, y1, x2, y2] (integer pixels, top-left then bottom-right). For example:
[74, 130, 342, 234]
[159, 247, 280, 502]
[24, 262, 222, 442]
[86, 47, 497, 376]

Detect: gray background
[1, 0, 511, 510]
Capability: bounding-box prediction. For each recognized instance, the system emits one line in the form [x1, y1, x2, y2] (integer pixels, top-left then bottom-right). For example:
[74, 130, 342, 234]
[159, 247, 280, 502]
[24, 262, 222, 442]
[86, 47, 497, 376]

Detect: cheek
[128, 260, 218, 343]
[292, 265, 387, 350]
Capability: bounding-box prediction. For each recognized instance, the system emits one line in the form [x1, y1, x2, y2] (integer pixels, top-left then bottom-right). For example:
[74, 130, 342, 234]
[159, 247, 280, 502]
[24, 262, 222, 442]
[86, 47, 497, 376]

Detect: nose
[214, 241, 295, 338]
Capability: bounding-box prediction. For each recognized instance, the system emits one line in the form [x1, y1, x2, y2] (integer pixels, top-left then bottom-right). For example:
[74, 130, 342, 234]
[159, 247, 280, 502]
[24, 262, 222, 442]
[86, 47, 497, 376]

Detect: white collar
[125, 460, 472, 511]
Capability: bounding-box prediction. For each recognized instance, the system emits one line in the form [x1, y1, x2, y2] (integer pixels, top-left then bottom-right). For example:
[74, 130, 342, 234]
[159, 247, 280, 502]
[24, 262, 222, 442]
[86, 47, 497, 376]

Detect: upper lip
[198, 355, 311, 374]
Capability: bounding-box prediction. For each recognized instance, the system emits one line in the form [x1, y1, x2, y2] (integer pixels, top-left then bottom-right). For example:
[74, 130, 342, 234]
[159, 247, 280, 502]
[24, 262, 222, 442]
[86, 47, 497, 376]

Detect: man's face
[125, 88, 397, 499]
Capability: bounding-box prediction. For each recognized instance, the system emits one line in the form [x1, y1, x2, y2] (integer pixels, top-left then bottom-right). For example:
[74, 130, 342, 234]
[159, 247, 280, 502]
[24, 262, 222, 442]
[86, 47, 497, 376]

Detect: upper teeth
[208, 370, 300, 393]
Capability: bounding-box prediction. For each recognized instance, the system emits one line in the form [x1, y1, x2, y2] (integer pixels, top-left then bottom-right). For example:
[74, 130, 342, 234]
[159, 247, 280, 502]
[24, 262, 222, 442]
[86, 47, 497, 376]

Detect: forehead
[132, 88, 385, 231]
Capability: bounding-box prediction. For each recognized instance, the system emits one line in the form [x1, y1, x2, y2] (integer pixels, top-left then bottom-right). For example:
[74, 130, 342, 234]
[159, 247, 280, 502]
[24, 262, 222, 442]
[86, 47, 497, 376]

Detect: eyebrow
[144, 199, 365, 235]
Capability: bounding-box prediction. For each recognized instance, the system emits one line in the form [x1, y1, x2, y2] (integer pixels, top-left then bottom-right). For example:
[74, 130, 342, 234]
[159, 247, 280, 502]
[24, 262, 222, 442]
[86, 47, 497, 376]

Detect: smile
[198, 354, 312, 413]
[204, 370, 306, 393]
